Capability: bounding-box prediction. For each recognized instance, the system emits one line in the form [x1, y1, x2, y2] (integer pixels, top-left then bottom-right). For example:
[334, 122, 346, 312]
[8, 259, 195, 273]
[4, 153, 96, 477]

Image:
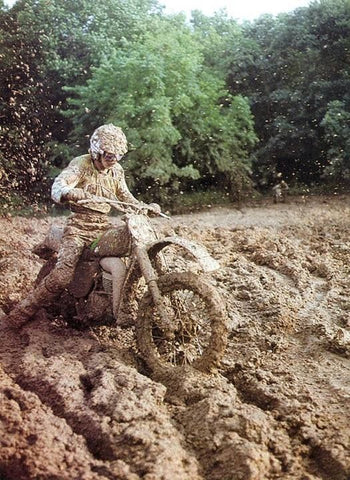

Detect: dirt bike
[35, 198, 228, 373]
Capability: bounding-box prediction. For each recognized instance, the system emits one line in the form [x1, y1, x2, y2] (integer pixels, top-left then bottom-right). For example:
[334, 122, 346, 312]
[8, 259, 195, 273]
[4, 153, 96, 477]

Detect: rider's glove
[148, 202, 162, 216]
[64, 188, 91, 202]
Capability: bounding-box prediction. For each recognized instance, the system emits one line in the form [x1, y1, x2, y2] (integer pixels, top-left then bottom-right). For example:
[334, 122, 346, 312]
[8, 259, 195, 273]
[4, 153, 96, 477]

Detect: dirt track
[0, 195, 349, 480]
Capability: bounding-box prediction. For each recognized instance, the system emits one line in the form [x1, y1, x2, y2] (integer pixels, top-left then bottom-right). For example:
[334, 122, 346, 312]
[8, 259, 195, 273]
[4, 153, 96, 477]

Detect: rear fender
[147, 236, 219, 272]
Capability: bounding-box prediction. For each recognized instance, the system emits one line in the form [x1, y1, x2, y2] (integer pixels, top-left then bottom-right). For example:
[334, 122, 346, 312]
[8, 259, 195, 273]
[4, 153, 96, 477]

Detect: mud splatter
[0, 195, 349, 479]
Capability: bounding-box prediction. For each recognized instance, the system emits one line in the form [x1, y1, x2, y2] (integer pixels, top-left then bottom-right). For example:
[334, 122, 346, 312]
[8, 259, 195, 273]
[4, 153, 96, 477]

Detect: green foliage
[0, 0, 161, 205]
[1, 0, 349, 211]
[0, 4, 52, 204]
[321, 99, 350, 182]
[65, 18, 199, 187]
[229, 0, 350, 188]
[191, 10, 245, 80]
[65, 15, 257, 201]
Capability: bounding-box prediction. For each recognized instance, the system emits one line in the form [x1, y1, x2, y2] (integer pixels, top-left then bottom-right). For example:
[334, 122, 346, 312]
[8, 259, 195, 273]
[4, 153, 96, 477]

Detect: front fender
[147, 236, 219, 272]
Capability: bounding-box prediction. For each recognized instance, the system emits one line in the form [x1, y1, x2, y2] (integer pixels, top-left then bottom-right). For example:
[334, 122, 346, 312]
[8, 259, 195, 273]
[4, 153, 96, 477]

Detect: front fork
[135, 246, 175, 339]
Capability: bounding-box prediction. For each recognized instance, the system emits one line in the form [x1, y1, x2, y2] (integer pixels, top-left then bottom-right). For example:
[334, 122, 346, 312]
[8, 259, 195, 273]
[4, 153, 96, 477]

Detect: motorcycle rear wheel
[136, 272, 228, 373]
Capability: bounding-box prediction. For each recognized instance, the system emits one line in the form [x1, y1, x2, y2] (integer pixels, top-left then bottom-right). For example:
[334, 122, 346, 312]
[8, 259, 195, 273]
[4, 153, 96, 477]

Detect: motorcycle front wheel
[136, 271, 228, 373]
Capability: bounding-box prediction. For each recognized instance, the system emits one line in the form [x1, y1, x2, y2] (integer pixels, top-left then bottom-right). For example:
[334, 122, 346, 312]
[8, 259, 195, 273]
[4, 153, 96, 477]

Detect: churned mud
[0, 194, 349, 479]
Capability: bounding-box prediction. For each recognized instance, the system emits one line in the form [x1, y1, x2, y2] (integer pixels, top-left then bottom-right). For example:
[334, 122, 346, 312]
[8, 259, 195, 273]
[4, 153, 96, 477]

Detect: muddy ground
[0, 194, 349, 480]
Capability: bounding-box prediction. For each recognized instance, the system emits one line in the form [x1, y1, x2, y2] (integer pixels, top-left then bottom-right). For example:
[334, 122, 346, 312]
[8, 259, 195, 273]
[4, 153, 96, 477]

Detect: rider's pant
[8, 212, 111, 328]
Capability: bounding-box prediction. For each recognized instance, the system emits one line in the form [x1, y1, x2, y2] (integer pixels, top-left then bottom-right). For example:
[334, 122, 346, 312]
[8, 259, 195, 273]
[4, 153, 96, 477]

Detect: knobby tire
[136, 271, 228, 373]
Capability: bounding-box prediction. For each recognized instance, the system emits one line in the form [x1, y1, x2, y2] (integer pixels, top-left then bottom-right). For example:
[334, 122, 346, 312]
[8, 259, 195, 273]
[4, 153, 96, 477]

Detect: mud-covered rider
[272, 179, 289, 203]
[7, 124, 160, 328]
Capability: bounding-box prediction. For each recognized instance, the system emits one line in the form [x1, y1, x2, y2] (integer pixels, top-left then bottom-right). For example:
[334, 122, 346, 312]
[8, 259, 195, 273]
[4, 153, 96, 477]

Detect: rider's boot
[6, 299, 39, 329]
[5, 280, 58, 329]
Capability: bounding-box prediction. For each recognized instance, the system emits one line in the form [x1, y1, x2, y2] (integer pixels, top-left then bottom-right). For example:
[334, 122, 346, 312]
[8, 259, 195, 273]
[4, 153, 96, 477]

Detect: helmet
[89, 124, 128, 160]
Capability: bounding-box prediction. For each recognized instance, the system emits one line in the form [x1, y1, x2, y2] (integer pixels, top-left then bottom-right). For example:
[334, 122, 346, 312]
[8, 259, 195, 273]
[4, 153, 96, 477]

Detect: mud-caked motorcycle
[35, 198, 228, 372]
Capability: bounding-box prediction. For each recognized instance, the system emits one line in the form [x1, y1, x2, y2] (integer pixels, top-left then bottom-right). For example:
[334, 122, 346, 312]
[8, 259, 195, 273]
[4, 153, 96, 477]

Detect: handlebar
[77, 195, 170, 218]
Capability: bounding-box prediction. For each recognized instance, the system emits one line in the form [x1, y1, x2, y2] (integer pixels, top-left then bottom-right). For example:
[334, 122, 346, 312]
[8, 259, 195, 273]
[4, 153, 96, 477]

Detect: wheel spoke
[148, 287, 211, 366]
[137, 272, 227, 372]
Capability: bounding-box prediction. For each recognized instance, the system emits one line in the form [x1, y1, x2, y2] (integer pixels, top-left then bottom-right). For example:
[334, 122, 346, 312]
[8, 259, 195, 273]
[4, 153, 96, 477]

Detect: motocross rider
[272, 178, 289, 203]
[7, 124, 160, 328]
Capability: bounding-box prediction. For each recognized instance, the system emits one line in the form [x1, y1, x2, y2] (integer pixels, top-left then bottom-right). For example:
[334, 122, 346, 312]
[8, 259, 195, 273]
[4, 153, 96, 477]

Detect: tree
[227, 0, 350, 188]
[321, 99, 350, 183]
[65, 15, 257, 201]
[0, 3, 52, 205]
[0, 0, 161, 205]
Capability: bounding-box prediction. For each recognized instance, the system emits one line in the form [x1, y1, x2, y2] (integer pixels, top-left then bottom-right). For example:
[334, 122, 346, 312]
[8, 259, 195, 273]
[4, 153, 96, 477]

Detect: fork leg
[135, 246, 174, 338]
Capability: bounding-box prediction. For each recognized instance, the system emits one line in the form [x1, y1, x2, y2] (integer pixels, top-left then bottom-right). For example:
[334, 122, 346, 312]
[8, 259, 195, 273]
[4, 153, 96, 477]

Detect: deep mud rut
[0, 195, 349, 480]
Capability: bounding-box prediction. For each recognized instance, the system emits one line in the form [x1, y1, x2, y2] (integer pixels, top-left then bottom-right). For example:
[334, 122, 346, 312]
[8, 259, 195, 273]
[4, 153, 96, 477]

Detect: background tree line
[0, 0, 349, 210]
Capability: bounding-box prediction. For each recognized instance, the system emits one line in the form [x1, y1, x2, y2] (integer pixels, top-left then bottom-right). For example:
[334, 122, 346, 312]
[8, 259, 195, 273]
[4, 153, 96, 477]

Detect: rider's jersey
[51, 154, 139, 213]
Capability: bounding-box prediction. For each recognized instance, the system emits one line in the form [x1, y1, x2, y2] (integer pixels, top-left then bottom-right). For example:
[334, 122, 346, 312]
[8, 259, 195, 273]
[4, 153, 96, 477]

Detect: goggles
[102, 152, 122, 162]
